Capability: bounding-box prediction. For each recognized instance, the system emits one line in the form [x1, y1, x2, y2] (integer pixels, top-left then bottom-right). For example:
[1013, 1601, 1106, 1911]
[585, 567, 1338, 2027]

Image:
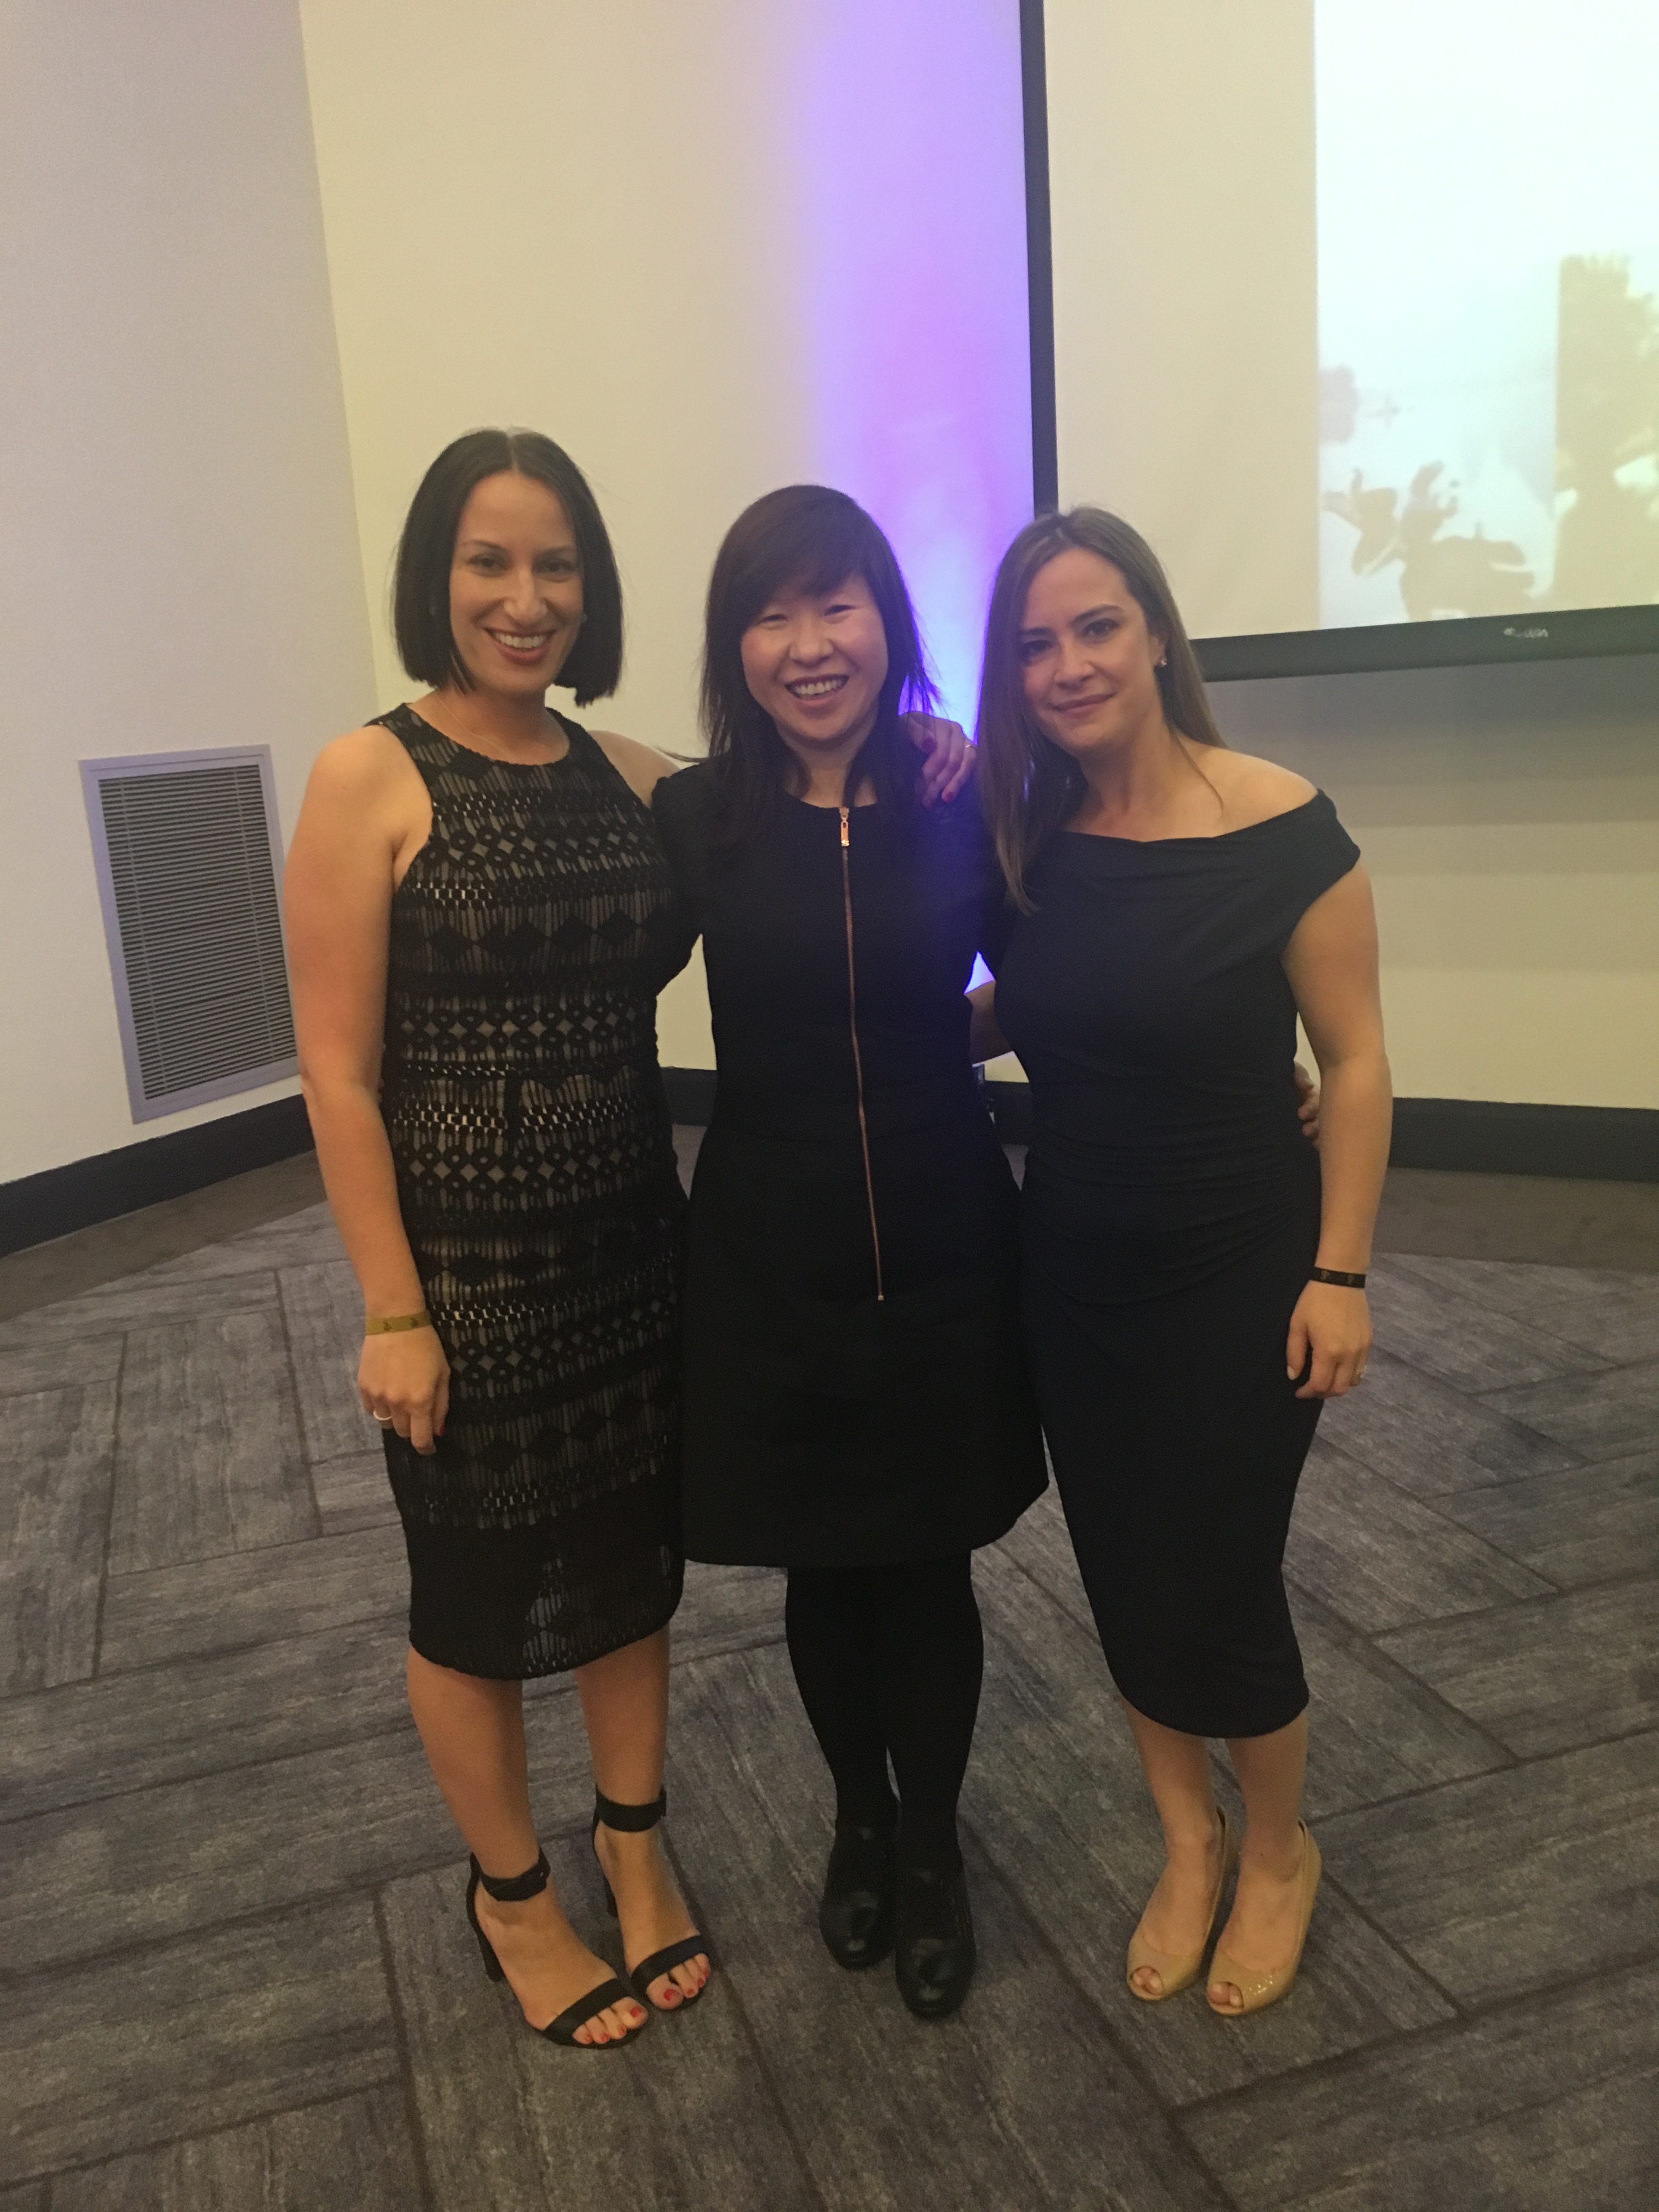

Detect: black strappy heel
[590, 1787, 713, 2011]
[465, 1849, 644, 2050]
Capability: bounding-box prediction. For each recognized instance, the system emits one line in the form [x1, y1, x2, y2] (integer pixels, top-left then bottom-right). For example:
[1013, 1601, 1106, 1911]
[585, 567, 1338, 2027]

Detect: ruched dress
[995, 794, 1361, 1738]
[374, 706, 690, 1679]
[651, 765, 1047, 1567]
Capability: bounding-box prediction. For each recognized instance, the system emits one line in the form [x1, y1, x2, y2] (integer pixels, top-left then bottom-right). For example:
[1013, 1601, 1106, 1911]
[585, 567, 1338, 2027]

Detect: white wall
[1217, 655, 1659, 1109]
[297, 0, 823, 1074]
[0, 0, 375, 1184]
[296, 0, 1031, 1078]
[985, 653, 1659, 1110]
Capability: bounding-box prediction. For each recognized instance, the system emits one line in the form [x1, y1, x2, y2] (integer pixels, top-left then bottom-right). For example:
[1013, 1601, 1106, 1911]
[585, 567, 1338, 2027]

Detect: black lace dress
[373, 706, 691, 1679]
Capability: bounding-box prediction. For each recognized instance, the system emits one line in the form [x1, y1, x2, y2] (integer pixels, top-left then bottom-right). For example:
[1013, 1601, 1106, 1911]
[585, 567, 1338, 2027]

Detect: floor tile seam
[1314, 1721, 1659, 1834]
[1373, 1565, 1659, 1660]
[100, 1517, 398, 1598]
[371, 1889, 441, 2212]
[0, 1685, 778, 1832]
[1457, 1713, 1659, 1768]
[1280, 1572, 1559, 1653]
[0, 1272, 286, 1342]
[1379, 1251, 1648, 1331]
[87, 1333, 131, 1683]
[651, 1831, 836, 2212]
[87, 1606, 411, 1686]
[1304, 1449, 1567, 1598]
[273, 1273, 329, 1544]
[1473, 1437, 1659, 1479]
[1293, 1861, 1465, 2019]
[1280, 1581, 1521, 1773]
[0, 1861, 496, 1992]
[0, 1712, 433, 1829]
[1468, 1347, 1659, 1400]
[985, 1541, 1099, 1641]
[955, 1808, 1247, 2172]
[1406, 1449, 1657, 1506]
[6, 2072, 411, 2196]
[1169, 1944, 1659, 2128]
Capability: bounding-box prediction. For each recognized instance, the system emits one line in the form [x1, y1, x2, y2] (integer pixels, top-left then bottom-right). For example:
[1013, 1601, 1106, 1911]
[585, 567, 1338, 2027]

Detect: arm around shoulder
[590, 729, 686, 806]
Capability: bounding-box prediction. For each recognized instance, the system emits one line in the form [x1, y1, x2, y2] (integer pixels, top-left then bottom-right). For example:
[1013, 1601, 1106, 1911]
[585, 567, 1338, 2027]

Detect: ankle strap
[593, 1787, 667, 1833]
[471, 1849, 549, 1901]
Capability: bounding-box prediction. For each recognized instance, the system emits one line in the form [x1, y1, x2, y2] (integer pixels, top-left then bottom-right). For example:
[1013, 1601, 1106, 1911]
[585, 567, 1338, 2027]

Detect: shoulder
[586, 727, 685, 805]
[303, 720, 422, 805]
[648, 756, 713, 823]
[1201, 749, 1319, 830]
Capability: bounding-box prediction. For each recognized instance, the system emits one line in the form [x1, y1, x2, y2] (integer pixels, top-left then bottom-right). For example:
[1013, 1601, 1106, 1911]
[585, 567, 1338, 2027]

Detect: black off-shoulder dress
[996, 793, 1361, 1739]
[652, 766, 1047, 1567]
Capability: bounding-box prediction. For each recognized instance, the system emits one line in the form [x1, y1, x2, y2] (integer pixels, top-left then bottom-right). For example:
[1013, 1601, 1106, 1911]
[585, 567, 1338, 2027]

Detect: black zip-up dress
[651, 764, 1046, 1567]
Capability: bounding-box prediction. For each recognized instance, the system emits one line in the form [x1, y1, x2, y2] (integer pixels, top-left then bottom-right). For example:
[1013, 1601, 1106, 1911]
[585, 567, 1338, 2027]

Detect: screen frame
[1020, 0, 1659, 680]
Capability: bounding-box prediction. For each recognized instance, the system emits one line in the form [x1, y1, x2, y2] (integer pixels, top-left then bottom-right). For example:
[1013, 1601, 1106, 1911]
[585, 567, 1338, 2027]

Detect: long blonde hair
[976, 507, 1224, 910]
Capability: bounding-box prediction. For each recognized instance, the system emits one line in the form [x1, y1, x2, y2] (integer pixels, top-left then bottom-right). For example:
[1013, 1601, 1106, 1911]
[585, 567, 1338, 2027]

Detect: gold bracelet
[363, 1310, 433, 1335]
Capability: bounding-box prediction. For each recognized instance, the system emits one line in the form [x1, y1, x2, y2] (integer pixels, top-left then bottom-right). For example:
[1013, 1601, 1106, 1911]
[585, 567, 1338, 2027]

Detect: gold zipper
[839, 805, 885, 1303]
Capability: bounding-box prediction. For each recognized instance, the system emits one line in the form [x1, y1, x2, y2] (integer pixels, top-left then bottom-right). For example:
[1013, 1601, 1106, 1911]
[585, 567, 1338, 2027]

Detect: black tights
[784, 1555, 983, 1872]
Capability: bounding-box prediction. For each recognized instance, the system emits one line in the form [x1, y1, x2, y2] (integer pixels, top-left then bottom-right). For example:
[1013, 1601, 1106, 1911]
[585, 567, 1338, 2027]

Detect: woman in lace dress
[286, 430, 709, 2051]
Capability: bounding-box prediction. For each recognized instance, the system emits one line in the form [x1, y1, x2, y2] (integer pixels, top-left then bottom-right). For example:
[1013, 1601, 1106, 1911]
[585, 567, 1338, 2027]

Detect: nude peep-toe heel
[1126, 1809, 1236, 2002]
[1207, 1822, 1322, 2019]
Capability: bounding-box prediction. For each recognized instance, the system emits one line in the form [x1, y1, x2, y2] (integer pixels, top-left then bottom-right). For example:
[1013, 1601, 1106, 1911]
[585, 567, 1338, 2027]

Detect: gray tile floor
[2, 1146, 1657, 2208]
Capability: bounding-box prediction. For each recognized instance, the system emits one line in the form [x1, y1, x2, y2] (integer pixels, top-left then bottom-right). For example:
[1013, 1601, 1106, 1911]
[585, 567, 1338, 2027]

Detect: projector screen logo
[1314, 0, 1659, 629]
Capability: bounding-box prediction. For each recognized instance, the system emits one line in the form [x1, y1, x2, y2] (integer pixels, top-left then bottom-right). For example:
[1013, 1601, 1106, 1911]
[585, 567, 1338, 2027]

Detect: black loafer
[894, 1861, 976, 2021]
[819, 1821, 897, 1970]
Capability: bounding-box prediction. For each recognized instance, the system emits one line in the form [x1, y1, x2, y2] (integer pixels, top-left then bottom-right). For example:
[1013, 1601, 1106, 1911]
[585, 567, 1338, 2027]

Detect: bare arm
[284, 730, 449, 1452]
[590, 729, 682, 804]
[1281, 862, 1392, 1397]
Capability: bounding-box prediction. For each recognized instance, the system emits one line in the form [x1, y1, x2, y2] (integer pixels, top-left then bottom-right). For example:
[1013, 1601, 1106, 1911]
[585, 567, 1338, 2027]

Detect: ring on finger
[372, 1410, 394, 1425]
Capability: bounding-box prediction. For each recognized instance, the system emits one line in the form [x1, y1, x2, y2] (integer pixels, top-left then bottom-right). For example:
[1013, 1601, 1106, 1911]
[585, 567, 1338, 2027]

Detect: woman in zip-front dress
[651, 486, 1048, 2021]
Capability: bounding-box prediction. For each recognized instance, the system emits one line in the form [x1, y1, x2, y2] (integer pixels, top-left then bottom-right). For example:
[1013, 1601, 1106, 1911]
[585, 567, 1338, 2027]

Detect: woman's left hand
[902, 714, 978, 805]
[1287, 1281, 1372, 1398]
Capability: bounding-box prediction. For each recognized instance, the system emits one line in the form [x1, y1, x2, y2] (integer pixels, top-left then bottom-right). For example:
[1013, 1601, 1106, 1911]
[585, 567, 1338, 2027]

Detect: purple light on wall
[792, 1, 1034, 726]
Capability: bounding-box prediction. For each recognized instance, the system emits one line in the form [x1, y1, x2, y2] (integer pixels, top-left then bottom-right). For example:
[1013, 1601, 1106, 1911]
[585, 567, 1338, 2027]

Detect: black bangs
[724, 495, 886, 627]
[698, 485, 939, 853]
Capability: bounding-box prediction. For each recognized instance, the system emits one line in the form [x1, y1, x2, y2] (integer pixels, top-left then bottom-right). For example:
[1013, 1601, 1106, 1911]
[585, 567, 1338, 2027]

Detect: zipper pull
[838, 805, 850, 848]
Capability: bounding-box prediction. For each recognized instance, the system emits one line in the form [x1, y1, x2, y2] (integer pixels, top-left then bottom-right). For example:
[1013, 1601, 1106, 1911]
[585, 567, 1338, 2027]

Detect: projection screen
[1040, 0, 1659, 674]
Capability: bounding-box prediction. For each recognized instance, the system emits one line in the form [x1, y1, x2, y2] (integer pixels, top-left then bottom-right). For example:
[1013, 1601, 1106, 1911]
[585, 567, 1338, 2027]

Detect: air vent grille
[82, 748, 298, 1121]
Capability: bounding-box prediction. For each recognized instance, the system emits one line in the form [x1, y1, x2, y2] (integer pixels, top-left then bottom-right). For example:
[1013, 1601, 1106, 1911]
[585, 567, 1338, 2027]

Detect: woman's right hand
[359, 1327, 450, 1455]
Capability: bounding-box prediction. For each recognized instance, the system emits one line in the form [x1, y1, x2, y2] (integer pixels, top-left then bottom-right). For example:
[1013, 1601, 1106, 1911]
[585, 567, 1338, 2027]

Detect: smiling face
[738, 572, 890, 761]
[1017, 548, 1168, 761]
[447, 471, 584, 698]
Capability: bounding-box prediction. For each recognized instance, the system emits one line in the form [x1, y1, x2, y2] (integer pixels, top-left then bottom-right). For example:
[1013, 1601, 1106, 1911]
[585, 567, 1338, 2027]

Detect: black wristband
[1310, 1266, 1367, 1289]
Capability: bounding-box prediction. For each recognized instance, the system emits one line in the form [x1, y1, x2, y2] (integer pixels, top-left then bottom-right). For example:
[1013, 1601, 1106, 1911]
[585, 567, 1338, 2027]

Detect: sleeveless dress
[373, 706, 691, 1679]
[651, 763, 1047, 1566]
[995, 793, 1361, 1739]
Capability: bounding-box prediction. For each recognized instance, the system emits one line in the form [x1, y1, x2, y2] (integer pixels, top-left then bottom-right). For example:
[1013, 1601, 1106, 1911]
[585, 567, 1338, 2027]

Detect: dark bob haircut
[701, 484, 936, 846]
[391, 428, 623, 705]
